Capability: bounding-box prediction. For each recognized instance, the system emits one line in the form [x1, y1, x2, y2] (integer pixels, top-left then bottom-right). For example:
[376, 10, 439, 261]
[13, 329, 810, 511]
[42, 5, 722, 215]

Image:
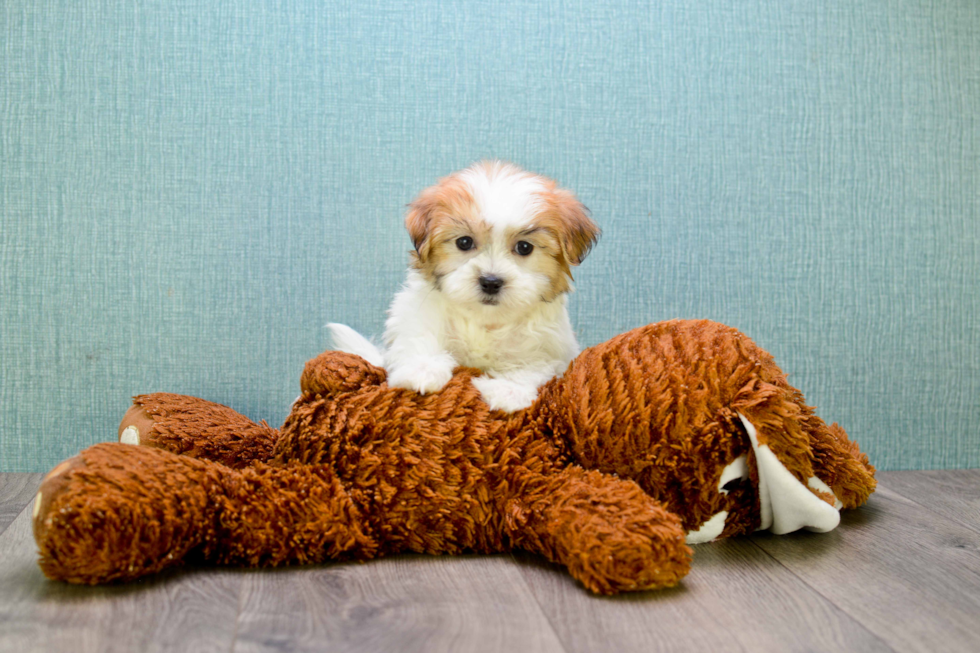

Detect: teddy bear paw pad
[120, 425, 140, 445]
[118, 404, 156, 445]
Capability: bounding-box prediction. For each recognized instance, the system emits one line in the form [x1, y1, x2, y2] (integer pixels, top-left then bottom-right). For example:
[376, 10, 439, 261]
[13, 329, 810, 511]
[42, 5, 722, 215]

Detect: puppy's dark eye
[515, 241, 533, 256]
[456, 236, 475, 251]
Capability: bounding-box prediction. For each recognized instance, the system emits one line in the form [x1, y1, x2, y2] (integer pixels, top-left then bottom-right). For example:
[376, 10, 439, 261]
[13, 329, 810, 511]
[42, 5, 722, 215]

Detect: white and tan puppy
[330, 160, 600, 412]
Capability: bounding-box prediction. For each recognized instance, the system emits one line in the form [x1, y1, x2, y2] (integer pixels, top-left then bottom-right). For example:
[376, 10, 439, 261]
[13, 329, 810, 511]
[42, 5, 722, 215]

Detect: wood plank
[232, 553, 567, 653]
[515, 537, 893, 653]
[752, 488, 980, 653]
[878, 470, 980, 534]
[0, 507, 242, 653]
[0, 473, 43, 535]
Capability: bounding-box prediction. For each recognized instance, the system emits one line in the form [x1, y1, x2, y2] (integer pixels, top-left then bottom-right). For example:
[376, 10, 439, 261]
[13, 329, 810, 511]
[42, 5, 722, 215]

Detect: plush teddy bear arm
[33, 443, 379, 584]
[118, 393, 280, 468]
[300, 350, 388, 398]
[507, 466, 691, 594]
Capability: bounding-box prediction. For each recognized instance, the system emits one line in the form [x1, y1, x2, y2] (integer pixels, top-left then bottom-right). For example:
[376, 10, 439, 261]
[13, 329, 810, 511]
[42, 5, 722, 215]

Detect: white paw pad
[120, 425, 140, 445]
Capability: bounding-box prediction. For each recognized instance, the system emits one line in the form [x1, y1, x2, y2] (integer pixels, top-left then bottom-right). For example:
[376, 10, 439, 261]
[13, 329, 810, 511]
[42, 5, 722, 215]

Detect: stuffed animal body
[32, 320, 876, 594]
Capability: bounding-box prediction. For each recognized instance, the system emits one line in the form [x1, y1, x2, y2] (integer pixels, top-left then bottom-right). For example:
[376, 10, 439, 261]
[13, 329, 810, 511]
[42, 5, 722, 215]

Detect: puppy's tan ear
[405, 191, 436, 264]
[553, 189, 600, 265]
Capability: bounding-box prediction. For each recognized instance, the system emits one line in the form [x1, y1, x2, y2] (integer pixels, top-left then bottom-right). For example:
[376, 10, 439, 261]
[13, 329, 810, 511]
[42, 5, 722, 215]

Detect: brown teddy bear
[32, 320, 876, 594]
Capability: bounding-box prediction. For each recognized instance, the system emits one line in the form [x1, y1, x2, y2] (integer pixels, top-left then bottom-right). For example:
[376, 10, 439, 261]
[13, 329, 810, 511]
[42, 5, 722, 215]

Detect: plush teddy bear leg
[510, 467, 691, 594]
[117, 393, 280, 468]
[34, 443, 378, 584]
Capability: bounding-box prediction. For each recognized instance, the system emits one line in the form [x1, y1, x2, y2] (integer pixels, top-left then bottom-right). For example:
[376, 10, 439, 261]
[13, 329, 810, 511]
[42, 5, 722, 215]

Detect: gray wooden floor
[1, 470, 978, 653]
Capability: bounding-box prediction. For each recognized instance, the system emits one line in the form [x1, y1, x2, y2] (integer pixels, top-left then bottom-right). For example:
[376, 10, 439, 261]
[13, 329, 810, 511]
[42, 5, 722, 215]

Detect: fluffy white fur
[331, 161, 598, 413]
[382, 269, 578, 411]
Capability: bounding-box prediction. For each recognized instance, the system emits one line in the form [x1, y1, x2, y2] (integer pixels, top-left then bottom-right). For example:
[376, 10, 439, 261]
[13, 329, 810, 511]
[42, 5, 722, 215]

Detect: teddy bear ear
[684, 414, 844, 544]
[739, 414, 842, 535]
[807, 422, 878, 510]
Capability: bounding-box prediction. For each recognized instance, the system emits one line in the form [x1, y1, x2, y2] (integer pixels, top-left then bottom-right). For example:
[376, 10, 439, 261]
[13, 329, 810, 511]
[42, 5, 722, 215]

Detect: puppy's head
[405, 160, 600, 314]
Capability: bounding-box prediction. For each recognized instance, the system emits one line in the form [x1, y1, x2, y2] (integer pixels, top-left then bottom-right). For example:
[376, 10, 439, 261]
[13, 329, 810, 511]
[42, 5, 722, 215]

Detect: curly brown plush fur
[32, 320, 875, 594]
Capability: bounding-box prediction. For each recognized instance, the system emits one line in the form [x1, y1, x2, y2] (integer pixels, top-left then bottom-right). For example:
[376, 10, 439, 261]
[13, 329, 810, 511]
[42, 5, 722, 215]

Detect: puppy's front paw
[387, 356, 455, 394]
[472, 376, 540, 413]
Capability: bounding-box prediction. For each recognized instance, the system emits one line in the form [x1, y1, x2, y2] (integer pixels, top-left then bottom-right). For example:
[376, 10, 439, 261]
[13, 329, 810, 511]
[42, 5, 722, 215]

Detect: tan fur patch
[528, 181, 600, 296]
[507, 225, 571, 299]
[405, 175, 480, 279]
[537, 184, 601, 266]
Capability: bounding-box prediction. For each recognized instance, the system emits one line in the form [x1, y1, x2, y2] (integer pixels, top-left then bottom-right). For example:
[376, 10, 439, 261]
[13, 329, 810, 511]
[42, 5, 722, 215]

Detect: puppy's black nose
[479, 275, 505, 295]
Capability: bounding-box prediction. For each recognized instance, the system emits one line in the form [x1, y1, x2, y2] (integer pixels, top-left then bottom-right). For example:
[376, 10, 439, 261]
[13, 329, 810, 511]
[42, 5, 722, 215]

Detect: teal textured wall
[2, 0, 978, 471]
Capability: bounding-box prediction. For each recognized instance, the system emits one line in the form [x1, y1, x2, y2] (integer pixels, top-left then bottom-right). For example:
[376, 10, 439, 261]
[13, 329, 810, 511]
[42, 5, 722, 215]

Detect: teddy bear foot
[33, 444, 221, 584]
[34, 443, 383, 584]
[32, 455, 86, 542]
[517, 468, 692, 594]
[33, 451, 156, 584]
[117, 393, 281, 467]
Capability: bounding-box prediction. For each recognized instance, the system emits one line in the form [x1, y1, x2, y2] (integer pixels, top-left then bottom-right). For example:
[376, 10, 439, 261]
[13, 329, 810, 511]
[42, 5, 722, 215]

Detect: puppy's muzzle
[479, 275, 505, 295]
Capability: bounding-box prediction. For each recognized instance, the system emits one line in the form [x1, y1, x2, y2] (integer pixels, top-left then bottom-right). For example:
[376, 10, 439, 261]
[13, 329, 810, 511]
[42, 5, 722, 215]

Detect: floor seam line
[746, 538, 899, 652]
[228, 572, 246, 653]
[508, 552, 574, 653]
[877, 479, 980, 536]
[0, 474, 43, 538]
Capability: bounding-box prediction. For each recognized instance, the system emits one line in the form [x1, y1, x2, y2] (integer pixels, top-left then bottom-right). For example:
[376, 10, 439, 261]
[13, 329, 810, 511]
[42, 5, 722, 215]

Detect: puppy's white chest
[444, 322, 509, 369]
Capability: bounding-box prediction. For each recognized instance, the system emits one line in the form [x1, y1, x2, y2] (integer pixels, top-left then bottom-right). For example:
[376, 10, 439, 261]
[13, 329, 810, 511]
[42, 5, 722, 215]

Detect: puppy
[330, 160, 600, 412]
